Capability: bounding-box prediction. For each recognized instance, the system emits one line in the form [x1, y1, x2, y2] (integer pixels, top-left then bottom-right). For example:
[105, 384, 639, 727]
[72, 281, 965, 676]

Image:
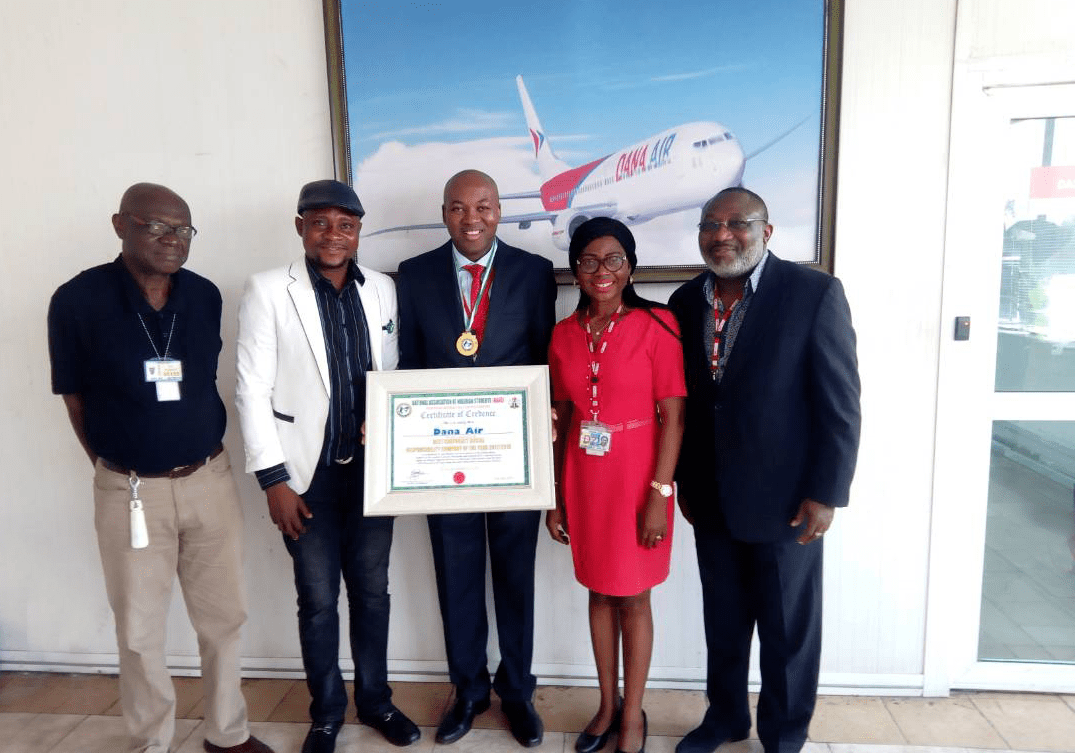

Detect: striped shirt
[703, 251, 769, 382]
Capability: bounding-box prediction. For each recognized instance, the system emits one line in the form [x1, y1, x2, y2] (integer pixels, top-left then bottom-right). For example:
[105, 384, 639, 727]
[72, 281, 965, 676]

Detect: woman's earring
[629, 275, 634, 284]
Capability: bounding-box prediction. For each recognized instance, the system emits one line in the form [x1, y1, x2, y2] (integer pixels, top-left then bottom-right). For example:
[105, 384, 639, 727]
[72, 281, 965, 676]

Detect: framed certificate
[364, 365, 555, 515]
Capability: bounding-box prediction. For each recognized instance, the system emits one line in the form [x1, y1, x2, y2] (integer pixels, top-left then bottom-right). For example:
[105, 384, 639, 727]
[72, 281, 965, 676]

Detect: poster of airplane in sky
[339, 0, 829, 276]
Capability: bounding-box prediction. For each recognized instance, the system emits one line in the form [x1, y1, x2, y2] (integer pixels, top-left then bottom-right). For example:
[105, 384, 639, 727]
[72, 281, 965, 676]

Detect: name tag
[145, 359, 183, 402]
[579, 420, 612, 456]
[144, 359, 183, 382]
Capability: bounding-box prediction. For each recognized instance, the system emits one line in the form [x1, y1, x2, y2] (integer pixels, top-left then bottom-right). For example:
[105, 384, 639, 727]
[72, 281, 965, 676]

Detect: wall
[0, 0, 1064, 693]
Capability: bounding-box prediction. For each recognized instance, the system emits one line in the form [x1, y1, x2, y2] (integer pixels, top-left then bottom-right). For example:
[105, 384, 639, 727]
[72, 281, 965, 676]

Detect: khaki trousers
[93, 448, 250, 753]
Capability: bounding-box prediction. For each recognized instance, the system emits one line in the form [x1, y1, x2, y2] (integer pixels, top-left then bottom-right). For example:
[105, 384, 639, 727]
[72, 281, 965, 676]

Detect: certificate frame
[364, 365, 555, 516]
[320, 0, 843, 279]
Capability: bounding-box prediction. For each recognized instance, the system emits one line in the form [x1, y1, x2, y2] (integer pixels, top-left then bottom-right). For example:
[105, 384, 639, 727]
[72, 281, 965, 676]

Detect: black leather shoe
[360, 706, 421, 747]
[615, 710, 647, 753]
[301, 721, 343, 753]
[436, 696, 491, 744]
[502, 700, 544, 748]
[575, 698, 622, 753]
[203, 735, 274, 753]
[674, 720, 749, 753]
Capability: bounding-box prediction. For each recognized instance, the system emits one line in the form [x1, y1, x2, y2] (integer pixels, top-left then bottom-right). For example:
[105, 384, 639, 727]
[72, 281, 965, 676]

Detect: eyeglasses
[577, 254, 627, 274]
[124, 213, 198, 239]
[698, 218, 766, 233]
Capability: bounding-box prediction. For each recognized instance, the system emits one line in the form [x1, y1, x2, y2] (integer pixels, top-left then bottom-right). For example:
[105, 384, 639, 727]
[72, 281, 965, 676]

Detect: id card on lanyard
[138, 313, 183, 401]
[577, 306, 623, 457]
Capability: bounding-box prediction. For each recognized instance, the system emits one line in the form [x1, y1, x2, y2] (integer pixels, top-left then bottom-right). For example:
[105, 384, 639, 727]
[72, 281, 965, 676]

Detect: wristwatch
[649, 480, 673, 498]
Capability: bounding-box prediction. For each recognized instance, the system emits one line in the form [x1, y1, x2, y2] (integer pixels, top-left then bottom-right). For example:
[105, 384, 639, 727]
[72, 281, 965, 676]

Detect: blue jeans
[284, 460, 394, 723]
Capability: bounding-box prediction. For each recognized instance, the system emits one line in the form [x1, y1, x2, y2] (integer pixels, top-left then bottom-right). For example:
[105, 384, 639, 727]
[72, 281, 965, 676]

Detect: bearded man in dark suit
[669, 187, 861, 753]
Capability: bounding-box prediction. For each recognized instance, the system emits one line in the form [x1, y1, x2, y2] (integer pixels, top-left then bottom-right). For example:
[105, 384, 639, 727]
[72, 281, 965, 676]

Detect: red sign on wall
[1030, 166, 1075, 198]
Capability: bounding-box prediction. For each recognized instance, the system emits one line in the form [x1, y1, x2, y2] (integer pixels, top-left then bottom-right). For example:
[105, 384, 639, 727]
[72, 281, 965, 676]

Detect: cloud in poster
[367, 109, 517, 140]
[649, 65, 748, 83]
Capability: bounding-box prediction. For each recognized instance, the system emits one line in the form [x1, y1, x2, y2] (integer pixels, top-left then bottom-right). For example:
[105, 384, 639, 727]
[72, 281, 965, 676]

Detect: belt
[101, 444, 224, 479]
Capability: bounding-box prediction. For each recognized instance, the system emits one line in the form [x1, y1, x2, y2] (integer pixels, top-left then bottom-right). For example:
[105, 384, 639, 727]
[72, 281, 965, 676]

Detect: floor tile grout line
[878, 696, 910, 746]
[967, 694, 1014, 751]
[259, 677, 296, 725]
[43, 712, 89, 753]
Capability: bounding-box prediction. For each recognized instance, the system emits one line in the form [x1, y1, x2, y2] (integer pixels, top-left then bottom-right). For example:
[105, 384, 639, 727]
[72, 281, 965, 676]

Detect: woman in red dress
[547, 217, 686, 753]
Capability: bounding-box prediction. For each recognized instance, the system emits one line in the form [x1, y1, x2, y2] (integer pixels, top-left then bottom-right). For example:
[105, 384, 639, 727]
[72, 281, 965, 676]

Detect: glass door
[980, 115, 1075, 666]
[927, 68, 1075, 692]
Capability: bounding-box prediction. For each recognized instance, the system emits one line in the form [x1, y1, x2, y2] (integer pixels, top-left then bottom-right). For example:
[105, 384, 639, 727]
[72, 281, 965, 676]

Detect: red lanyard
[711, 299, 738, 375]
[583, 305, 624, 421]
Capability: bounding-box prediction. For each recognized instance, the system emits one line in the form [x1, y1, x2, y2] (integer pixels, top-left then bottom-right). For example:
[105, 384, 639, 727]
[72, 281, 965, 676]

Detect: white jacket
[235, 260, 399, 494]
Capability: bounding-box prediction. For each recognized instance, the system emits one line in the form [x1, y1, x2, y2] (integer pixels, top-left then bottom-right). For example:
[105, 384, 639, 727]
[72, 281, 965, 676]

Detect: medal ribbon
[583, 305, 624, 421]
[462, 263, 494, 343]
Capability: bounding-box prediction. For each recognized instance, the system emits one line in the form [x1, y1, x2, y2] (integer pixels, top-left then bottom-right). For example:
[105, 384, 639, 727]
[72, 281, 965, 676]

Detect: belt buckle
[335, 456, 354, 465]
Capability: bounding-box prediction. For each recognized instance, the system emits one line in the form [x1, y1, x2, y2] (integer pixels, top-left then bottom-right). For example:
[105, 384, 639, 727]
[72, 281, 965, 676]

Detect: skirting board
[0, 651, 925, 696]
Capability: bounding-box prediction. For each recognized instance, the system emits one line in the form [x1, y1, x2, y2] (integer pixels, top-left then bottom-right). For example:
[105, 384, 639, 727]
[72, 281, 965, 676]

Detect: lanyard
[583, 305, 624, 421]
[138, 313, 177, 360]
[711, 299, 739, 376]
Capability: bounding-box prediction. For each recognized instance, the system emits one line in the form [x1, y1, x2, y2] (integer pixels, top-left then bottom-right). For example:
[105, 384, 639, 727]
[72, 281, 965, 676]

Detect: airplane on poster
[370, 75, 805, 250]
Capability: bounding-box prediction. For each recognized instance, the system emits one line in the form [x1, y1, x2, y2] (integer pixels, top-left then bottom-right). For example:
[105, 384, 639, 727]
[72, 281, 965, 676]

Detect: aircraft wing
[743, 115, 812, 161]
[368, 202, 619, 236]
[366, 221, 446, 237]
[500, 201, 617, 227]
[501, 190, 542, 200]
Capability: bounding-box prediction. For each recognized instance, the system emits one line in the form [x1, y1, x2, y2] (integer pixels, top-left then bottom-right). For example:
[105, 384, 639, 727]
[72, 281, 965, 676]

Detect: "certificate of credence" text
[390, 390, 529, 490]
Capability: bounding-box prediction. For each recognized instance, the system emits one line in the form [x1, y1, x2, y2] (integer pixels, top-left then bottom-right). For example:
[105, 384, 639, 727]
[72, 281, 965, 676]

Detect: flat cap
[297, 179, 364, 217]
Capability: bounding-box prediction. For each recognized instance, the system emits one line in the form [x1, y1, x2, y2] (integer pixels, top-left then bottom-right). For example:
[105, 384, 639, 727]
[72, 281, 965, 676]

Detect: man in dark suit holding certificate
[396, 170, 557, 747]
[669, 187, 861, 753]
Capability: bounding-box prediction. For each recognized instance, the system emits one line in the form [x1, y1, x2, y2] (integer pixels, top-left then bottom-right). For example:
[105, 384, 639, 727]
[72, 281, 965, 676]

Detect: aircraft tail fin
[516, 75, 569, 179]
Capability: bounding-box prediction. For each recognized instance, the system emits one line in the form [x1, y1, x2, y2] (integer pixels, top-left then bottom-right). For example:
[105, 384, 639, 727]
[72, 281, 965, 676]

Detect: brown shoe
[204, 735, 274, 753]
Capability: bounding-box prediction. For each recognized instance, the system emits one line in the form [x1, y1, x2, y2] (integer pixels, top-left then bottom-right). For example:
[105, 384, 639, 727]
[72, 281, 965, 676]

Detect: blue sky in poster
[345, 0, 821, 163]
[339, 0, 827, 270]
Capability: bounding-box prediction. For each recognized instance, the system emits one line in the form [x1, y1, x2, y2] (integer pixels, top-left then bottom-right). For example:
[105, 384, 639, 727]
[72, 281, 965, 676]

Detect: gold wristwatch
[649, 480, 673, 498]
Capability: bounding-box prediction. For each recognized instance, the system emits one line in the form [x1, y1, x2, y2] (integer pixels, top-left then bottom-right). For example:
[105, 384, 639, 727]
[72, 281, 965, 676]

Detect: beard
[703, 240, 765, 278]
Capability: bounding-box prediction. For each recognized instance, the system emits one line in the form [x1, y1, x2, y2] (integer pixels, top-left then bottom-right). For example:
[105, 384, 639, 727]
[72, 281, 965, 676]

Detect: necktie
[463, 263, 492, 343]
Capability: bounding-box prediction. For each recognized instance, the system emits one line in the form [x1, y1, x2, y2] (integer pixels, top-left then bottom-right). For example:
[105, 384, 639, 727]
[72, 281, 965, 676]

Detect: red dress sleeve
[649, 309, 687, 401]
[548, 318, 574, 403]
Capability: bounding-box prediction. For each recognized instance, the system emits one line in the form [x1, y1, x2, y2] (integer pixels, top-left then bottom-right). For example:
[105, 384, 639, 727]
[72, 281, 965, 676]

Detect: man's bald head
[112, 182, 194, 279]
[118, 182, 190, 220]
[443, 170, 499, 205]
[441, 170, 502, 261]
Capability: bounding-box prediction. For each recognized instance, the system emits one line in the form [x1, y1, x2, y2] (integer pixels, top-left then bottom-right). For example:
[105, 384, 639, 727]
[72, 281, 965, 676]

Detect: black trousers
[694, 520, 823, 753]
[427, 509, 541, 703]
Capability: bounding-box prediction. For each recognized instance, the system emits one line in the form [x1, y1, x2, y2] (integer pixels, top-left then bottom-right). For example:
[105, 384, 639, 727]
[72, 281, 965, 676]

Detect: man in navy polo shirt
[47, 183, 271, 753]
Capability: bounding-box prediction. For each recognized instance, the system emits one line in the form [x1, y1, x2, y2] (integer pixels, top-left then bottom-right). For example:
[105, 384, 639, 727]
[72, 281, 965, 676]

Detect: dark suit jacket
[669, 253, 861, 543]
[396, 240, 556, 369]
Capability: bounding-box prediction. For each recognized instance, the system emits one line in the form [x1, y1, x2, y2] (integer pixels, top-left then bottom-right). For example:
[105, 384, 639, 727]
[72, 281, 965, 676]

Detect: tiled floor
[2, 672, 1074, 753]
[979, 450, 1075, 663]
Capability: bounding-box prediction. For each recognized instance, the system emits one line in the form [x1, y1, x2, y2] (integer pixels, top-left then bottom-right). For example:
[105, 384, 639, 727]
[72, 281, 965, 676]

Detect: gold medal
[456, 331, 479, 356]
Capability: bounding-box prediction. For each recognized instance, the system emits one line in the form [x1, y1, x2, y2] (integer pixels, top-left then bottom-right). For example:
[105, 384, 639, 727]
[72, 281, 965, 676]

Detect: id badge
[578, 420, 612, 456]
[144, 359, 183, 402]
[144, 359, 183, 382]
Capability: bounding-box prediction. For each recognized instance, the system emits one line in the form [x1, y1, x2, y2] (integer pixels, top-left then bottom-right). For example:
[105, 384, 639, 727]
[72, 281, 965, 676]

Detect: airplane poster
[333, 0, 835, 278]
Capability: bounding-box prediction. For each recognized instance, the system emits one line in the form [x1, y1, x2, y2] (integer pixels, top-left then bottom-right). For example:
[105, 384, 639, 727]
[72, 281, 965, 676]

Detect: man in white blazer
[235, 180, 418, 753]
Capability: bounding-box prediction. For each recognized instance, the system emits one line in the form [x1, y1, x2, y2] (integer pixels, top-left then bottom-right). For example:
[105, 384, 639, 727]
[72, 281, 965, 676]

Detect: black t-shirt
[48, 256, 227, 473]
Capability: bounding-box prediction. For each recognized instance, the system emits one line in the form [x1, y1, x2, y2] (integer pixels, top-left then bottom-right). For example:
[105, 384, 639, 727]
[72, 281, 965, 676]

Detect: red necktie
[463, 263, 492, 343]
